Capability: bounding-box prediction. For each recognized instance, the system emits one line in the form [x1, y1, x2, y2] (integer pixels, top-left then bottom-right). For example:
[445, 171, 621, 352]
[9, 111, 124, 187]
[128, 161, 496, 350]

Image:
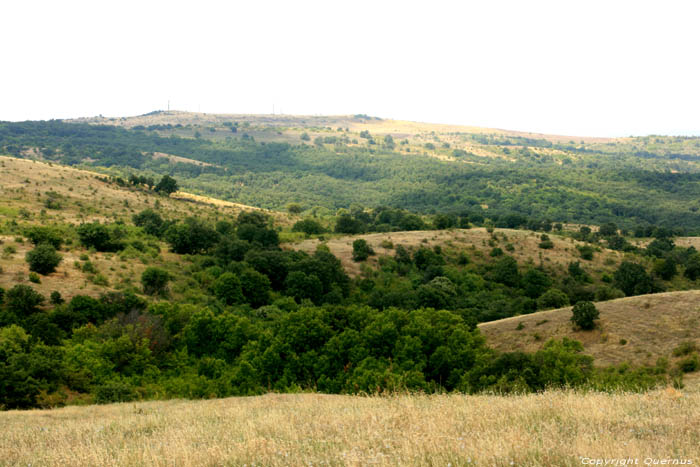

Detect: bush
[26, 243, 62, 275]
[141, 267, 170, 296]
[571, 301, 599, 330]
[50, 291, 64, 305]
[213, 272, 244, 305]
[537, 288, 570, 310]
[292, 219, 326, 236]
[28, 272, 41, 283]
[352, 239, 374, 262]
[5, 285, 44, 316]
[677, 353, 699, 373]
[24, 226, 63, 249]
[614, 261, 653, 296]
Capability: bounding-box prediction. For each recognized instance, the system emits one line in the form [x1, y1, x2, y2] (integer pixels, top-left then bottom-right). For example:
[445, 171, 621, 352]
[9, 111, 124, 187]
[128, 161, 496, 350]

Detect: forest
[1, 202, 695, 409]
[3, 120, 700, 231]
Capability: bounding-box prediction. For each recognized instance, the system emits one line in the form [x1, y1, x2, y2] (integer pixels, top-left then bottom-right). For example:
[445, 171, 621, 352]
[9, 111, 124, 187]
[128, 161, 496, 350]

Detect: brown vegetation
[1, 390, 698, 466]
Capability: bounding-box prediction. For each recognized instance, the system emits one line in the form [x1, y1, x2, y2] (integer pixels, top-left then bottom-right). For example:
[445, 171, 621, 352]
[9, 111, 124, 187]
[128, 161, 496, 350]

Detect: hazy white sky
[2, 0, 699, 136]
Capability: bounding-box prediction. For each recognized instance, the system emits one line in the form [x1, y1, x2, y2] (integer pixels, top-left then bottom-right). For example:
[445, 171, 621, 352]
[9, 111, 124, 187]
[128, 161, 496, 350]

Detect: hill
[0, 155, 287, 301]
[292, 227, 626, 277]
[480, 290, 700, 376]
[4, 116, 700, 230]
[2, 390, 698, 466]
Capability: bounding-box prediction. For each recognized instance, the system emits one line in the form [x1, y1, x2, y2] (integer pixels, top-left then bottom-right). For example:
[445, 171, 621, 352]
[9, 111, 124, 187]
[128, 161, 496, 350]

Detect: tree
[165, 217, 219, 254]
[214, 273, 244, 305]
[5, 285, 44, 316]
[132, 209, 166, 236]
[335, 214, 364, 234]
[684, 253, 700, 281]
[599, 222, 618, 237]
[491, 256, 520, 287]
[25, 244, 62, 275]
[240, 269, 271, 308]
[571, 301, 599, 330]
[24, 226, 63, 249]
[286, 203, 303, 214]
[522, 269, 552, 299]
[613, 261, 652, 296]
[141, 267, 170, 296]
[77, 223, 116, 251]
[537, 288, 569, 310]
[292, 219, 326, 236]
[352, 239, 374, 262]
[154, 175, 178, 195]
[284, 271, 323, 303]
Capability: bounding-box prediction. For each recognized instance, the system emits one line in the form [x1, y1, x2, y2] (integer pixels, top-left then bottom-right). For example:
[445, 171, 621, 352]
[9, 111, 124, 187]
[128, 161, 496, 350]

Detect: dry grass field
[293, 228, 625, 277]
[1, 390, 698, 466]
[480, 291, 700, 371]
[0, 156, 288, 300]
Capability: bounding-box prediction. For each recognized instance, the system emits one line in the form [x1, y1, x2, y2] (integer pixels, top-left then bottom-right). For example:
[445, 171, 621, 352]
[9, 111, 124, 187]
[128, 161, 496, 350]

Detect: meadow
[1, 389, 699, 466]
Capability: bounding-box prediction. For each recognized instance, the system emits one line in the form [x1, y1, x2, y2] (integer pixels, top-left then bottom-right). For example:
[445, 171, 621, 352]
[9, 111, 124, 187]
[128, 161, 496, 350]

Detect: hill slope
[479, 290, 700, 369]
[2, 390, 698, 466]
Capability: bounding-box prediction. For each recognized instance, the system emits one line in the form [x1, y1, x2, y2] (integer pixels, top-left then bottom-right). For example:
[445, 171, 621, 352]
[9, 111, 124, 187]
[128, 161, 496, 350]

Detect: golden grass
[1, 390, 698, 466]
[292, 228, 624, 277]
[480, 291, 700, 371]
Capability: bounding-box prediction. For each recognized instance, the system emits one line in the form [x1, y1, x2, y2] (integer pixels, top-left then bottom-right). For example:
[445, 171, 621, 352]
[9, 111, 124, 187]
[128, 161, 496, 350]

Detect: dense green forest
[3, 120, 700, 231]
[2, 205, 697, 409]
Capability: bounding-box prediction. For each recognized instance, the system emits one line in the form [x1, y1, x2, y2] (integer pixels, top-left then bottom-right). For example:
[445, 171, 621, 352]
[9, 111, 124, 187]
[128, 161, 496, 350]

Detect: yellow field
[293, 228, 625, 277]
[1, 390, 698, 466]
[479, 290, 700, 370]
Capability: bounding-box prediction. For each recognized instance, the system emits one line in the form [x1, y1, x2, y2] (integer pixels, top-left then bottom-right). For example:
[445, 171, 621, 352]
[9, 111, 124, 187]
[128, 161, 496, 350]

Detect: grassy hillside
[292, 227, 627, 277]
[480, 291, 700, 372]
[0, 155, 288, 301]
[4, 115, 700, 230]
[2, 390, 698, 466]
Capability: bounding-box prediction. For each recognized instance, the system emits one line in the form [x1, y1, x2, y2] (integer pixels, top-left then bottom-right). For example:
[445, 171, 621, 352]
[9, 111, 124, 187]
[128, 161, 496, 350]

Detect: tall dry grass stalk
[2, 389, 699, 466]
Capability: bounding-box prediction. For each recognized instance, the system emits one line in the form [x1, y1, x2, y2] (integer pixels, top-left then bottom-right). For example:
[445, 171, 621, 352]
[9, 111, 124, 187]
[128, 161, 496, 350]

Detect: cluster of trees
[5, 208, 696, 409]
[0, 284, 667, 409]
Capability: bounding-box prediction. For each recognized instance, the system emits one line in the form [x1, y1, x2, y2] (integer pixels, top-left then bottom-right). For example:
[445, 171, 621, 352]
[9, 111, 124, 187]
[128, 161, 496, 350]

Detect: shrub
[213, 272, 244, 305]
[141, 267, 170, 296]
[50, 291, 64, 305]
[677, 353, 699, 373]
[25, 243, 62, 275]
[292, 219, 326, 235]
[537, 288, 570, 310]
[24, 226, 63, 249]
[5, 285, 44, 315]
[571, 301, 599, 330]
[352, 239, 374, 262]
[673, 341, 698, 357]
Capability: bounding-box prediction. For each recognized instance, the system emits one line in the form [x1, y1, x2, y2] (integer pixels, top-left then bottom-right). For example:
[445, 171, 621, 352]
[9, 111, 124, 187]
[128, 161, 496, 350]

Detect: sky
[2, 0, 699, 137]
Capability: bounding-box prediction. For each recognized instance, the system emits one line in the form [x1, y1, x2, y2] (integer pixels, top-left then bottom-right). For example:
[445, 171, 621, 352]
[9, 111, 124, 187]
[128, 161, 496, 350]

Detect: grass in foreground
[2, 390, 699, 466]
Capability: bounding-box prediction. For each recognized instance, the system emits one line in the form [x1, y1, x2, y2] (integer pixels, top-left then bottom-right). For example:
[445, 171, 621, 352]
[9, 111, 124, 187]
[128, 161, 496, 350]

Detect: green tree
[537, 288, 570, 310]
[613, 261, 652, 296]
[24, 226, 63, 249]
[284, 271, 323, 303]
[165, 217, 219, 254]
[352, 239, 374, 262]
[240, 269, 271, 308]
[141, 267, 170, 296]
[154, 175, 178, 195]
[292, 219, 326, 235]
[571, 301, 599, 330]
[25, 244, 62, 275]
[5, 285, 44, 316]
[214, 273, 244, 305]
